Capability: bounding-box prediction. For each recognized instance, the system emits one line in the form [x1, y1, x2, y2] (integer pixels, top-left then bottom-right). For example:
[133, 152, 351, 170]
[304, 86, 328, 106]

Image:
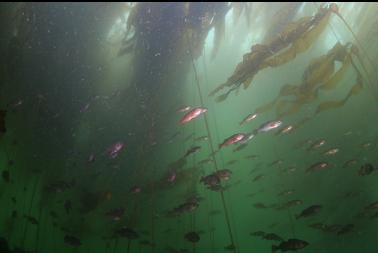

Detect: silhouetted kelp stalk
[187, 37, 238, 253]
[20, 176, 40, 249]
[312, 2, 378, 101]
[126, 146, 147, 253]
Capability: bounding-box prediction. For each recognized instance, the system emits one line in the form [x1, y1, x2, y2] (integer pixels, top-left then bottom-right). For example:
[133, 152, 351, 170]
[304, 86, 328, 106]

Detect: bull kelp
[1, 2, 378, 253]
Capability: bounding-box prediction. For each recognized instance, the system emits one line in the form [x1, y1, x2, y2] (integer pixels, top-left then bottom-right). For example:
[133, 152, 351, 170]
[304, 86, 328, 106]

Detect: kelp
[253, 42, 363, 119]
[118, 2, 233, 60]
[209, 3, 338, 102]
[231, 3, 252, 27]
[262, 2, 303, 43]
[315, 75, 363, 114]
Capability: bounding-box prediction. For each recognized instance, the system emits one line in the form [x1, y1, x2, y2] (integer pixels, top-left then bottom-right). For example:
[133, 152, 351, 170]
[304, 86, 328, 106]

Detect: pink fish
[130, 186, 141, 194]
[179, 107, 207, 124]
[219, 133, 246, 149]
[167, 171, 177, 183]
[256, 120, 282, 133]
[108, 142, 124, 158]
[240, 113, 258, 125]
[80, 103, 90, 113]
[87, 154, 95, 163]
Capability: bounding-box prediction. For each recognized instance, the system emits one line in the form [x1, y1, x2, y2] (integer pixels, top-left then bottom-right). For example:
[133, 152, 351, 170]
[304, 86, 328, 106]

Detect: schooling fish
[295, 205, 322, 219]
[64, 235, 82, 246]
[177, 106, 191, 113]
[240, 113, 258, 125]
[184, 231, 200, 243]
[107, 142, 124, 158]
[306, 162, 329, 173]
[255, 120, 282, 133]
[272, 239, 308, 253]
[219, 133, 246, 148]
[178, 107, 207, 124]
[184, 146, 201, 158]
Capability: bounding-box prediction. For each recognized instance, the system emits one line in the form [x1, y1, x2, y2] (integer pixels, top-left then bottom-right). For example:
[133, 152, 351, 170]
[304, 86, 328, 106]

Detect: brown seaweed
[253, 42, 364, 119]
[209, 4, 336, 102]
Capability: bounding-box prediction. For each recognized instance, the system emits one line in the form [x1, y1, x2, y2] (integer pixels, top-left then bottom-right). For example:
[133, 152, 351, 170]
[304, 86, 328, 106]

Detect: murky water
[1, 2, 378, 253]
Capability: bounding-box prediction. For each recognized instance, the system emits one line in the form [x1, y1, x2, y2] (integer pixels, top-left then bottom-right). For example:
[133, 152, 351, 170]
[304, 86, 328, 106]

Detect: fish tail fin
[272, 245, 278, 253]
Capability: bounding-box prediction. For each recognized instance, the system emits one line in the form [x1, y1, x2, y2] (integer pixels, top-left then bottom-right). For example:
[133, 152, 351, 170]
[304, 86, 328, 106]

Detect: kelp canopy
[1, 2, 378, 253]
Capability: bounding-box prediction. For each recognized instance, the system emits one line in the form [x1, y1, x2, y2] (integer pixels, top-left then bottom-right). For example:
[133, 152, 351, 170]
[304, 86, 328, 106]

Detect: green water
[1, 2, 378, 253]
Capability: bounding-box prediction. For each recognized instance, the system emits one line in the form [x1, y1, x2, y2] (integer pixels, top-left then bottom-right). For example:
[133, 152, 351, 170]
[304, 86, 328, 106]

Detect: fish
[64, 200, 72, 214]
[295, 205, 322, 219]
[80, 103, 90, 113]
[277, 189, 294, 197]
[184, 231, 200, 243]
[276, 200, 303, 210]
[337, 224, 354, 235]
[130, 186, 141, 194]
[361, 142, 371, 149]
[219, 133, 246, 148]
[250, 231, 266, 237]
[200, 173, 221, 188]
[195, 135, 208, 141]
[167, 170, 177, 183]
[224, 244, 235, 251]
[239, 132, 255, 144]
[177, 106, 191, 113]
[198, 158, 213, 165]
[358, 163, 376, 176]
[2, 170, 10, 183]
[342, 159, 357, 168]
[307, 139, 326, 151]
[87, 154, 95, 163]
[184, 146, 201, 157]
[170, 199, 199, 216]
[306, 162, 329, 173]
[116, 227, 139, 239]
[216, 169, 232, 181]
[226, 160, 238, 165]
[105, 208, 124, 221]
[245, 154, 258, 160]
[178, 107, 207, 124]
[293, 139, 313, 150]
[323, 148, 339, 156]
[255, 120, 282, 133]
[107, 142, 124, 158]
[276, 125, 294, 135]
[263, 233, 283, 242]
[233, 143, 248, 152]
[64, 235, 81, 246]
[240, 113, 258, 125]
[167, 131, 181, 143]
[272, 239, 308, 252]
[364, 201, 378, 211]
[253, 174, 264, 182]
[139, 240, 155, 246]
[270, 160, 283, 167]
[253, 202, 268, 209]
[24, 215, 38, 225]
